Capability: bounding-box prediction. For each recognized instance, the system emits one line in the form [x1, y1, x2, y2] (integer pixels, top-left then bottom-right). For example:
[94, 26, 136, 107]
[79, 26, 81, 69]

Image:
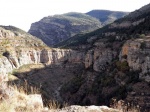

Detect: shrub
[100, 76, 116, 87]
[61, 76, 84, 94]
[140, 34, 145, 38]
[2, 51, 10, 58]
[122, 55, 127, 59]
[116, 61, 129, 72]
[140, 42, 146, 49]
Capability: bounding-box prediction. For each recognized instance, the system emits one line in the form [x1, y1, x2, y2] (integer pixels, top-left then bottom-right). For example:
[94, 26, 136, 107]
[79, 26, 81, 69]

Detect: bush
[2, 51, 10, 58]
[122, 55, 127, 59]
[126, 71, 140, 83]
[100, 76, 116, 87]
[140, 42, 146, 49]
[61, 76, 84, 94]
[116, 61, 129, 72]
[140, 34, 145, 38]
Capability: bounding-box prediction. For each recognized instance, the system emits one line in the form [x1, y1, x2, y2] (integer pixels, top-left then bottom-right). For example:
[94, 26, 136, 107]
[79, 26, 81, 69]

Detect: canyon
[0, 3, 150, 112]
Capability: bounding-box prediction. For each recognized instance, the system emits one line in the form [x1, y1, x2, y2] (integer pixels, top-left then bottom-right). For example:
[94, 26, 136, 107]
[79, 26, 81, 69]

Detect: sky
[0, 0, 150, 31]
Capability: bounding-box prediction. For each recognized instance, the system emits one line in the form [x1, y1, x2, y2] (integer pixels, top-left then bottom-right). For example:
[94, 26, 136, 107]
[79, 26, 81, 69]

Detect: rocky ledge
[49, 105, 120, 112]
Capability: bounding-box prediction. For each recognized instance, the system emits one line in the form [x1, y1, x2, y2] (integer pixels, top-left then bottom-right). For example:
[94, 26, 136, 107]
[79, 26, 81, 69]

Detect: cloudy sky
[0, 0, 150, 31]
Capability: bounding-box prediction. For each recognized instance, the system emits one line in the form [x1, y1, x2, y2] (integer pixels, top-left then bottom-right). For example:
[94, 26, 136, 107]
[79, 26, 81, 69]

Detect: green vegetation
[55, 7, 150, 49]
[140, 42, 146, 49]
[116, 61, 129, 72]
[29, 12, 102, 46]
[61, 76, 85, 94]
[2, 51, 10, 58]
[86, 10, 129, 25]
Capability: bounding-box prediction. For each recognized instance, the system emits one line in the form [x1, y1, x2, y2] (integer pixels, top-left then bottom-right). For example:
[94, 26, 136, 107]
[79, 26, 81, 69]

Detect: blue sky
[0, 0, 150, 31]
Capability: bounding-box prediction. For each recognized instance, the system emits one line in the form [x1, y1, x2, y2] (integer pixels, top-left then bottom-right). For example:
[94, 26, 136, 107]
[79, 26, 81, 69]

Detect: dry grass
[45, 100, 69, 110]
[110, 98, 140, 112]
[12, 64, 45, 75]
[0, 81, 68, 112]
[11, 80, 40, 95]
[0, 82, 42, 112]
[47, 100, 61, 109]
[0, 100, 14, 112]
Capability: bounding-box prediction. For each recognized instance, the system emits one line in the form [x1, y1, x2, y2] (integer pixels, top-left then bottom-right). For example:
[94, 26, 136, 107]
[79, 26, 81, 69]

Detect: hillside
[86, 10, 129, 25]
[28, 10, 128, 47]
[0, 25, 123, 112]
[55, 3, 150, 112]
[28, 12, 101, 46]
[56, 3, 150, 48]
[0, 26, 46, 57]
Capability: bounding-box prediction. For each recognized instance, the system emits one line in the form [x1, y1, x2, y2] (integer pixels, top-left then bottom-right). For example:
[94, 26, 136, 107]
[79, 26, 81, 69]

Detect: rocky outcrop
[0, 27, 15, 38]
[53, 105, 120, 112]
[120, 38, 150, 82]
[0, 48, 85, 83]
[85, 42, 117, 72]
[93, 47, 115, 72]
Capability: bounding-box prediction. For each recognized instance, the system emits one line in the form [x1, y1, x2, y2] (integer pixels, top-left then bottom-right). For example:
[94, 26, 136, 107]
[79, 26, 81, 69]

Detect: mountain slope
[28, 11, 128, 47]
[86, 10, 129, 25]
[28, 12, 101, 46]
[55, 3, 150, 111]
[0, 25, 46, 57]
[56, 3, 150, 48]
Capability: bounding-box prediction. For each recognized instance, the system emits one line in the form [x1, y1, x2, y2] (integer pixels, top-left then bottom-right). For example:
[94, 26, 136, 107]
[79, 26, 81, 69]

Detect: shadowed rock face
[0, 48, 85, 82]
[120, 38, 150, 82]
[28, 13, 102, 46]
[53, 4, 150, 111]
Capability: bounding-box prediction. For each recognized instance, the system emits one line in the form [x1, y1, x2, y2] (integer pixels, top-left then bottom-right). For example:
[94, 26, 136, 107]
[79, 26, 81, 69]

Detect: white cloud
[0, 0, 149, 31]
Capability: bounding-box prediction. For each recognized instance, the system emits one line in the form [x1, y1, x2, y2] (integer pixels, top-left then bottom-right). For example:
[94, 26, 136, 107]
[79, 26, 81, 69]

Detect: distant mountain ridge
[28, 10, 128, 46]
[86, 10, 129, 25]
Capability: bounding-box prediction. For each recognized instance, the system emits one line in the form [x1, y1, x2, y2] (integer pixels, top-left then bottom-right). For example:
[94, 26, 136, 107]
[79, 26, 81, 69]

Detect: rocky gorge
[0, 3, 150, 112]
[0, 26, 124, 112]
[0, 25, 150, 111]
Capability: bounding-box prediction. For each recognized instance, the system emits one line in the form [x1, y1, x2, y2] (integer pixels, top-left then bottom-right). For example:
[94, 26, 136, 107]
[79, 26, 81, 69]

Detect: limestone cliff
[120, 37, 150, 82]
[0, 26, 123, 112]
[0, 48, 85, 82]
[85, 41, 117, 72]
[55, 6, 150, 109]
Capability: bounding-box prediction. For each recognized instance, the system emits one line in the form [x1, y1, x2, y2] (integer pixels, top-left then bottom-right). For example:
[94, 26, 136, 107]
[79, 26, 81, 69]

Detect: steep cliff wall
[0, 48, 85, 82]
[120, 38, 150, 82]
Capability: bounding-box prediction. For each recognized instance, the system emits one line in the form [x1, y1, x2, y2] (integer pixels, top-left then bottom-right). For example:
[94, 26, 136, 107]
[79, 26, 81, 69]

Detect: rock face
[0, 48, 85, 83]
[0, 27, 15, 38]
[85, 42, 116, 72]
[120, 38, 150, 82]
[0, 26, 45, 83]
[56, 4, 150, 111]
[28, 12, 101, 46]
